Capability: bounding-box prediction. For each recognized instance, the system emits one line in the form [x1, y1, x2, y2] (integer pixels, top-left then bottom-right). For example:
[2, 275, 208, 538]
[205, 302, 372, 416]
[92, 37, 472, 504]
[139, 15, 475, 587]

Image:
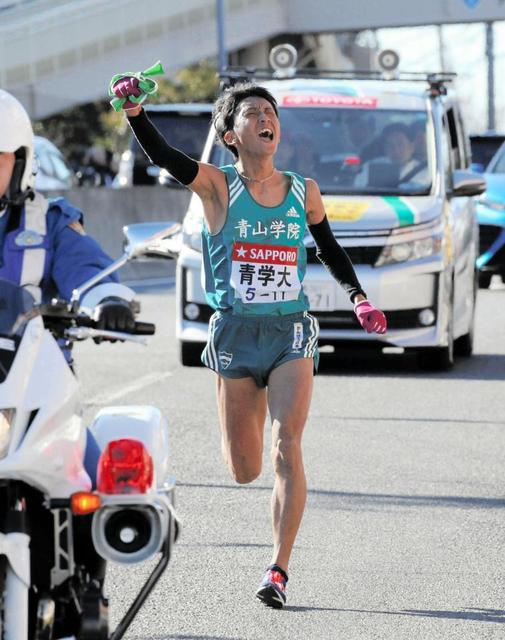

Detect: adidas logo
[286, 206, 299, 218]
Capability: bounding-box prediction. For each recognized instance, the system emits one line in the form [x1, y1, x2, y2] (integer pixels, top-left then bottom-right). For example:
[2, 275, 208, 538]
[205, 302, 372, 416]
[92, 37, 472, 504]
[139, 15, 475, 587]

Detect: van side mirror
[451, 169, 486, 197]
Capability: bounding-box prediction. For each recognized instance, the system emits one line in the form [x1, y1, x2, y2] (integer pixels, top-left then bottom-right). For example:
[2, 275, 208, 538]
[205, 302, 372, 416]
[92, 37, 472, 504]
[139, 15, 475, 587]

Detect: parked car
[172, 62, 484, 370]
[113, 103, 213, 187]
[469, 132, 505, 173]
[34, 136, 75, 190]
[475, 140, 505, 288]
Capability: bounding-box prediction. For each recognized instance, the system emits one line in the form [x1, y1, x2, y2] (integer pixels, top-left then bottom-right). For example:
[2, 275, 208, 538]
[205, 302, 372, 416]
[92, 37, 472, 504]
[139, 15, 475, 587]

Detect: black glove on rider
[93, 297, 136, 343]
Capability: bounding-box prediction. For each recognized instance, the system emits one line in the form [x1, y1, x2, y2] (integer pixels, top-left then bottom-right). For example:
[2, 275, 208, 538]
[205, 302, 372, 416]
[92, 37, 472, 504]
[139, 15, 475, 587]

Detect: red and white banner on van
[282, 95, 378, 108]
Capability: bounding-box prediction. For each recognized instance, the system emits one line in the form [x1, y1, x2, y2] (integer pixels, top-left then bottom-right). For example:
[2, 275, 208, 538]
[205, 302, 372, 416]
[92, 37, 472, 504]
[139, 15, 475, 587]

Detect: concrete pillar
[486, 21, 495, 131]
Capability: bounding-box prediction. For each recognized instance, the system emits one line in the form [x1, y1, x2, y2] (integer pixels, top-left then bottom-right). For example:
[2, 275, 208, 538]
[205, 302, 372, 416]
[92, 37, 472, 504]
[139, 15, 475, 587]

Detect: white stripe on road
[84, 371, 173, 406]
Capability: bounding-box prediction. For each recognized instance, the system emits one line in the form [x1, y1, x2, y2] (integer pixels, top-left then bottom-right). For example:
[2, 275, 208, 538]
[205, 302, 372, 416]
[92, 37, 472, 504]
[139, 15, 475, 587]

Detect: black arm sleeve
[308, 216, 366, 303]
[127, 109, 199, 185]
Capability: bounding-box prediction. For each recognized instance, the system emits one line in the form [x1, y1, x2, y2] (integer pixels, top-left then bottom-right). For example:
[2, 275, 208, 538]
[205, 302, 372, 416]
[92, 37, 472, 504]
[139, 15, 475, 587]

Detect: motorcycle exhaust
[92, 501, 170, 565]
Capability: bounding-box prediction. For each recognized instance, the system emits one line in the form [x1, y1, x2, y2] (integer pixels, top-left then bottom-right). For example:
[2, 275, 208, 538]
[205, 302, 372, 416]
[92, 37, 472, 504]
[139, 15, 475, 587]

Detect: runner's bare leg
[216, 375, 267, 484]
[267, 358, 314, 573]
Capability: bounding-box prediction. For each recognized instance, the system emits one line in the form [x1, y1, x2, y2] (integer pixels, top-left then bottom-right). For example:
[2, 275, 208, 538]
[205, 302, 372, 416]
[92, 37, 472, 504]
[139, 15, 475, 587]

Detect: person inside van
[356, 122, 429, 189]
[344, 112, 378, 162]
[275, 130, 316, 178]
[410, 119, 428, 164]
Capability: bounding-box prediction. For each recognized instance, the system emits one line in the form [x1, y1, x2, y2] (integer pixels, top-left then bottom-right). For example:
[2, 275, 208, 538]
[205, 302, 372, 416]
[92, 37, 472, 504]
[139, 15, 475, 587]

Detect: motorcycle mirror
[123, 221, 182, 260]
[70, 222, 181, 309]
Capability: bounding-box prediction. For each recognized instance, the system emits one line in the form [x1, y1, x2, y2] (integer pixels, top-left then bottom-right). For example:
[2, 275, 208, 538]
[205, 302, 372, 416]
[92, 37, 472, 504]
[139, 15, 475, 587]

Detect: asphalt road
[75, 277, 505, 640]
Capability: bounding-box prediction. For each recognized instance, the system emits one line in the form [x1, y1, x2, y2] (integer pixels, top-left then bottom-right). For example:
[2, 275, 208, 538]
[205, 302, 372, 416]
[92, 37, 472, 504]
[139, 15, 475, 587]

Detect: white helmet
[0, 89, 35, 194]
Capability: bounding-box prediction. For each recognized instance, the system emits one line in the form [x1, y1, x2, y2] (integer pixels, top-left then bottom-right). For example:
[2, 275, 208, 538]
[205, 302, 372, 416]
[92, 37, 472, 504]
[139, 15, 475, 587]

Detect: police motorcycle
[0, 222, 180, 640]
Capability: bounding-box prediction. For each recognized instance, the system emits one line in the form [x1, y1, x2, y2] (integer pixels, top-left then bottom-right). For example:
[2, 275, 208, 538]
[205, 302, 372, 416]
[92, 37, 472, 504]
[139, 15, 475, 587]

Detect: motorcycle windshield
[0, 279, 38, 339]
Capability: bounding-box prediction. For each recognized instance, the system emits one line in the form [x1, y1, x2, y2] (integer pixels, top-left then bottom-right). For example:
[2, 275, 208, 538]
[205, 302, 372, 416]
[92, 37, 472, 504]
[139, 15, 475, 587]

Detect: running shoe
[255, 564, 288, 608]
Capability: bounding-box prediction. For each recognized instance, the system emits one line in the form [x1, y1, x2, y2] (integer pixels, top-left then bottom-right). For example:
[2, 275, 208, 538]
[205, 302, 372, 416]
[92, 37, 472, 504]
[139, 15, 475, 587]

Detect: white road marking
[84, 371, 173, 406]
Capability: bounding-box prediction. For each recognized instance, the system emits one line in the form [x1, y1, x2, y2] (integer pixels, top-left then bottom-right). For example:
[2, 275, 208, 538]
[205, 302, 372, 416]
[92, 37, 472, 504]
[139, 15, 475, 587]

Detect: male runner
[111, 77, 387, 608]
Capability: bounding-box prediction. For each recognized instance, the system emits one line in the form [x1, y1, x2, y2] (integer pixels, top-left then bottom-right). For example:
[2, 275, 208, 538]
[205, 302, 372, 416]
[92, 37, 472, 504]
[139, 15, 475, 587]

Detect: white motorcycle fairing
[0, 315, 90, 498]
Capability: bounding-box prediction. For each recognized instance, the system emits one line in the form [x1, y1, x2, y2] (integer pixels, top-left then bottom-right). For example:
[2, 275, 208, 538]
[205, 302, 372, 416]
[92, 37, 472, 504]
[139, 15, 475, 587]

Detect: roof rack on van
[219, 68, 456, 95]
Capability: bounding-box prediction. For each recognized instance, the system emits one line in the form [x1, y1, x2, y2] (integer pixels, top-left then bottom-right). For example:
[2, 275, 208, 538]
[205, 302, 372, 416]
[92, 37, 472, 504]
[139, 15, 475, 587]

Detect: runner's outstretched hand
[354, 300, 387, 334]
[111, 76, 142, 110]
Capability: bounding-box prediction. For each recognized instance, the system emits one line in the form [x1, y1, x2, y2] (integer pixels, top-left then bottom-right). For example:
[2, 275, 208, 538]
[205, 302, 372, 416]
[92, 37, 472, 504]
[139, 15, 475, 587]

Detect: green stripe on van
[382, 196, 415, 226]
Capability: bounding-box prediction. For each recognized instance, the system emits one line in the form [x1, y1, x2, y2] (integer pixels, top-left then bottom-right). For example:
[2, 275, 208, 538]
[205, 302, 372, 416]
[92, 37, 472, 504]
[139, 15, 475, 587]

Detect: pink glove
[354, 300, 387, 334]
[112, 76, 141, 110]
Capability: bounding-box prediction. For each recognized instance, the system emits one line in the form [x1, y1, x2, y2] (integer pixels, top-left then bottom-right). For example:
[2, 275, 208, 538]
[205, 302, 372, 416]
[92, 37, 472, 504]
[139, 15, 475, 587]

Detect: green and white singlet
[202, 165, 310, 316]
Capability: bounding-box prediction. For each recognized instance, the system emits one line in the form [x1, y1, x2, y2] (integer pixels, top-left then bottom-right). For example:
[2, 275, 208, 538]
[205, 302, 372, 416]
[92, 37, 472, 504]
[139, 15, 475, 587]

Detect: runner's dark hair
[213, 82, 278, 159]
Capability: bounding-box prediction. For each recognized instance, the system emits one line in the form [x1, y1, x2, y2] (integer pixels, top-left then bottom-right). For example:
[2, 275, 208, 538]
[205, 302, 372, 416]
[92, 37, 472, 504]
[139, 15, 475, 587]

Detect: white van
[175, 66, 485, 370]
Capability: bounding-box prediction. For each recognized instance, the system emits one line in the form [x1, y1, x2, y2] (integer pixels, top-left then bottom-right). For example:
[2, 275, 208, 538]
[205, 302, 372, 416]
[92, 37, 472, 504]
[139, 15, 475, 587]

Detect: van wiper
[320, 187, 431, 196]
[358, 187, 431, 196]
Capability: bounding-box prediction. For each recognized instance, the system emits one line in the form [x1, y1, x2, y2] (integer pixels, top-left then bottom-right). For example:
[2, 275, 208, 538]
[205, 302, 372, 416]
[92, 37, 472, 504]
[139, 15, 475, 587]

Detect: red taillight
[97, 439, 154, 495]
[343, 155, 361, 166]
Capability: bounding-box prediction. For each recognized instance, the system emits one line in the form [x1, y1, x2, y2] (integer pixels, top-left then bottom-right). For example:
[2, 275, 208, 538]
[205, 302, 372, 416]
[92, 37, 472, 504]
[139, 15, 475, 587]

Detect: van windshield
[211, 108, 432, 196]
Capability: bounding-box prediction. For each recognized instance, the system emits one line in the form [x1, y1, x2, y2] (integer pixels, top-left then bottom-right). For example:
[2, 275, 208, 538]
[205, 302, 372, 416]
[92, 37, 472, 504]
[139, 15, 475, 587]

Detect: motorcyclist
[0, 89, 135, 586]
[0, 89, 136, 345]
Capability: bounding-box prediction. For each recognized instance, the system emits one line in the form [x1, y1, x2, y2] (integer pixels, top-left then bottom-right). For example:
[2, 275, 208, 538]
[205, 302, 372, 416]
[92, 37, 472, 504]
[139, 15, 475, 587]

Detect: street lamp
[216, 0, 226, 71]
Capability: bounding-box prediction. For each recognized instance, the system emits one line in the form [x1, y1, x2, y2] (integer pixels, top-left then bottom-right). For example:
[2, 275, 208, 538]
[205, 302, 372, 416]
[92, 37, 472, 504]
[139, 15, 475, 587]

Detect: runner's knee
[228, 453, 262, 484]
[222, 423, 263, 484]
[271, 435, 302, 476]
[229, 461, 261, 484]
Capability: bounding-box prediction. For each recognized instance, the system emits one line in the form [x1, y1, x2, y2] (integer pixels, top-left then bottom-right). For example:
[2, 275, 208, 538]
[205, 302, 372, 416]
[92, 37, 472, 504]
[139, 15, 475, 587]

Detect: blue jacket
[0, 194, 118, 302]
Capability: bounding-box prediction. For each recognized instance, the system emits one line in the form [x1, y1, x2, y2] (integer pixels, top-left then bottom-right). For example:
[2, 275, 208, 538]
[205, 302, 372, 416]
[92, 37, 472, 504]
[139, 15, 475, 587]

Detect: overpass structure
[1, 0, 505, 118]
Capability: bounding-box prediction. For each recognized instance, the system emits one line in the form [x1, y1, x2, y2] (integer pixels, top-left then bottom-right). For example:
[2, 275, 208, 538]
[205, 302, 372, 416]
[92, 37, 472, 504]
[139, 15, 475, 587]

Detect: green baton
[108, 61, 165, 111]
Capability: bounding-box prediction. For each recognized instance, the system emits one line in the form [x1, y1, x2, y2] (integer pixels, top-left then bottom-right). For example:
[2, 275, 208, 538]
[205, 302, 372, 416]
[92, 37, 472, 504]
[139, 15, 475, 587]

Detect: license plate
[303, 281, 337, 311]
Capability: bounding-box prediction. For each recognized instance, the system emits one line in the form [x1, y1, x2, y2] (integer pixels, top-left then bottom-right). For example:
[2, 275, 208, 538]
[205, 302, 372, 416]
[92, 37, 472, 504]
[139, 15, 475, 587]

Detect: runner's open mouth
[259, 128, 274, 141]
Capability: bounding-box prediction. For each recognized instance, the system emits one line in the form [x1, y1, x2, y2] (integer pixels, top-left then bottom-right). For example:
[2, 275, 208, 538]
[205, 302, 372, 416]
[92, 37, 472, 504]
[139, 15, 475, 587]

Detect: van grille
[313, 308, 433, 330]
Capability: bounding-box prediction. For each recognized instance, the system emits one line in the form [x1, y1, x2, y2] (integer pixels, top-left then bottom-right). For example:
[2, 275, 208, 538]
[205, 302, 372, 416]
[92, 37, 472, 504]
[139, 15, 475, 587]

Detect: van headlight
[0, 410, 14, 459]
[375, 235, 443, 267]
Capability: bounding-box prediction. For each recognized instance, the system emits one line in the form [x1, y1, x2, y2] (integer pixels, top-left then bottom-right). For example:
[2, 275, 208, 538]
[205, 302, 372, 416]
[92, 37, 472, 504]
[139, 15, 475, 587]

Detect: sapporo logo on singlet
[230, 242, 301, 304]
